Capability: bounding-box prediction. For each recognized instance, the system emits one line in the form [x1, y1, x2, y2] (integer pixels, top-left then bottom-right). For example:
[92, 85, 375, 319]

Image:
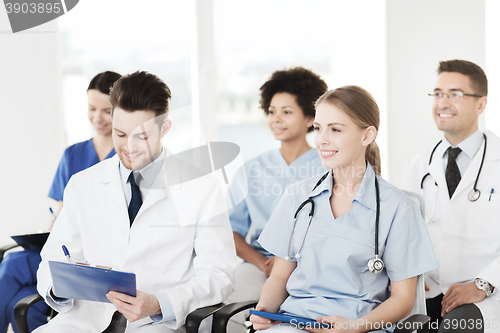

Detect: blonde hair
[315, 85, 381, 175]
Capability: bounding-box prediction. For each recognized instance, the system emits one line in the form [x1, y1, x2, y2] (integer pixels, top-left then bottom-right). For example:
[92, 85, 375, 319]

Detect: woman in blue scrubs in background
[252, 86, 438, 332]
[48, 71, 121, 212]
[0, 71, 121, 333]
[226, 67, 328, 333]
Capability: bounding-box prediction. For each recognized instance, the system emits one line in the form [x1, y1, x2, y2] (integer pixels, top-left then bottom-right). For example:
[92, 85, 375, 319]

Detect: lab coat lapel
[426, 142, 451, 217]
[427, 143, 447, 192]
[136, 183, 167, 219]
[97, 155, 129, 218]
[134, 149, 182, 220]
[452, 139, 489, 200]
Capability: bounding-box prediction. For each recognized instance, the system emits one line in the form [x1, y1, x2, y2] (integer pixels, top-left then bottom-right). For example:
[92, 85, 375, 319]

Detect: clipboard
[49, 261, 136, 303]
[249, 310, 332, 329]
[11, 232, 50, 251]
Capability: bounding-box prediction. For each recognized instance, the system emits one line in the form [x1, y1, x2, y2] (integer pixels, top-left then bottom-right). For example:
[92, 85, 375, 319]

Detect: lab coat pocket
[466, 194, 500, 240]
[146, 225, 195, 269]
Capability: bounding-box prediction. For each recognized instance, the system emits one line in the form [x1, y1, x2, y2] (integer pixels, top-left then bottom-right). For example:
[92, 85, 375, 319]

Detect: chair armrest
[0, 243, 20, 263]
[394, 314, 430, 333]
[212, 300, 258, 333]
[185, 303, 224, 333]
[14, 293, 45, 333]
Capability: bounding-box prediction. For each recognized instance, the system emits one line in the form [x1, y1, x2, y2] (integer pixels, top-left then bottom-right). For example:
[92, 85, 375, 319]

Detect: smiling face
[267, 92, 313, 142]
[112, 108, 171, 170]
[313, 102, 376, 171]
[433, 72, 487, 145]
[87, 89, 113, 136]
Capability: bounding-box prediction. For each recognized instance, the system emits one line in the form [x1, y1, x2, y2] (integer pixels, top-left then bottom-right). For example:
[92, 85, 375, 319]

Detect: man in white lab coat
[401, 60, 500, 333]
[35, 71, 236, 332]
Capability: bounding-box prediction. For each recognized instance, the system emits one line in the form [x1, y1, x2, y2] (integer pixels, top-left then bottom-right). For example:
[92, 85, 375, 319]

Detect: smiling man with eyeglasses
[401, 60, 500, 333]
[428, 62, 487, 145]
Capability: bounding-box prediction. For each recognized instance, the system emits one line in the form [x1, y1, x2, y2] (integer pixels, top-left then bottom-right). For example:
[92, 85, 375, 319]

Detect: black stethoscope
[285, 170, 385, 275]
[420, 133, 487, 204]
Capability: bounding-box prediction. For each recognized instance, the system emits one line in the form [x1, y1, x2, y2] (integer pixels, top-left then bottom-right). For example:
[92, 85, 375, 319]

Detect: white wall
[485, 0, 500, 135]
[386, 0, 485, 185]
[0, 16, 64, 245]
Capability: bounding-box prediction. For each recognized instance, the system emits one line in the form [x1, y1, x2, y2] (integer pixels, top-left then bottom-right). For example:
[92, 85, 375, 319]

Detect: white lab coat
[36, 152, 236, 332]
[401, 130, 500, 332]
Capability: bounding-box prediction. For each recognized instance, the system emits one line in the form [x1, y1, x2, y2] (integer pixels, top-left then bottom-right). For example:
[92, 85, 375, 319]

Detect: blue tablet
[249, 310, 332, 329]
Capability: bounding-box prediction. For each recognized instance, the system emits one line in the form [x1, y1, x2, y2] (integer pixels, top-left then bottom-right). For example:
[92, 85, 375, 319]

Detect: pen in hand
[49, 207, 58, 220]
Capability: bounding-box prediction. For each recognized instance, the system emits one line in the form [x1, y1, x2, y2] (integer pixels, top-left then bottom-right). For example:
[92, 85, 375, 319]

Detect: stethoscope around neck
[285, 170, 385, 275]
[420, 133, 487, 222]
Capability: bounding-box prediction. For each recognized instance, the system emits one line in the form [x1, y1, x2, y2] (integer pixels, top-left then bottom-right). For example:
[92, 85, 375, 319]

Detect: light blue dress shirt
[228, 148, 327, 256]
[441, 129, 484, 176]
[258, 164, 438, 332]
[118, 148, 166, 205]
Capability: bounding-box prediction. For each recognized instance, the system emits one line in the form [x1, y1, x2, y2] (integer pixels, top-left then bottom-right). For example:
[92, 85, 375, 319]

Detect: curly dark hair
[259, 67, 328, 132]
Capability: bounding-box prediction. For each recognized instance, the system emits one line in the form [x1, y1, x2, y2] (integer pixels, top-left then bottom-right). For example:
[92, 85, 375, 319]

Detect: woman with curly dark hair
[226, 67, 328, 333]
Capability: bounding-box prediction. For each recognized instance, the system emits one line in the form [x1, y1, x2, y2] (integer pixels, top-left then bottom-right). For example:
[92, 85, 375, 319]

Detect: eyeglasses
[428, 91, 483, 101]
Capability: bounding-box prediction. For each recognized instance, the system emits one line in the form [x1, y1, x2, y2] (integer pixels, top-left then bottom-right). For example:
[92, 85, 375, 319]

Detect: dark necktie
[127, 172, 142, 225]
[445, 147, 462, 198]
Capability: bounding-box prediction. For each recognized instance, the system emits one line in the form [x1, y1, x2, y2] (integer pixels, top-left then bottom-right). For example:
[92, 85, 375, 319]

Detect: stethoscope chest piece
[468, 189, 481, 202]
[368, 255, 384, 274]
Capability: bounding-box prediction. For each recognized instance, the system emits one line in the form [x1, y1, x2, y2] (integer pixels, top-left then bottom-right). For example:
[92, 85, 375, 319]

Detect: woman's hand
[308, 315, 360, 333]
[250, 305, 279, 331]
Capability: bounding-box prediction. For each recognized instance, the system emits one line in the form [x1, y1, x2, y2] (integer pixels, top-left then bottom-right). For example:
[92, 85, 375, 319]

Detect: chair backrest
[405, 274, 427, 318]
[401, 190, 428, 319]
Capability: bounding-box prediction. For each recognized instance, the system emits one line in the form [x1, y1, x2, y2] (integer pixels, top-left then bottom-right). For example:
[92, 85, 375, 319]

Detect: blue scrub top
[48, 139, 115, 201]
[258, 164, 437, 330]
[228, 148, 327, 256]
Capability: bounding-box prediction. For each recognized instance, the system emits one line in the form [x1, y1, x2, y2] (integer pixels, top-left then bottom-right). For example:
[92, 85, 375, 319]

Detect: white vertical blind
[485, 0, 500, 136]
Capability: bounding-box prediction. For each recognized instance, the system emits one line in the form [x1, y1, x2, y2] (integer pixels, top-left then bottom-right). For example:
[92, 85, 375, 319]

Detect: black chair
[0, 243, 21, 264]
[212, 298, 430, 333]
[14, 293, 224, 333]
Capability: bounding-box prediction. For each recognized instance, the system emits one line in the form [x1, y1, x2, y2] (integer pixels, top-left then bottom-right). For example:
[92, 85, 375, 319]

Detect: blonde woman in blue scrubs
[226, 67, 328, 333]
[252, 86, 438, 332]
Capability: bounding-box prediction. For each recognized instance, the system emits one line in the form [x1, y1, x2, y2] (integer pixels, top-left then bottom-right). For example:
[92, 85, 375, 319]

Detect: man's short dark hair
[259, 67, 328, 132]
[109, 71, 172, 124]
[437, 60, 488, 96]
